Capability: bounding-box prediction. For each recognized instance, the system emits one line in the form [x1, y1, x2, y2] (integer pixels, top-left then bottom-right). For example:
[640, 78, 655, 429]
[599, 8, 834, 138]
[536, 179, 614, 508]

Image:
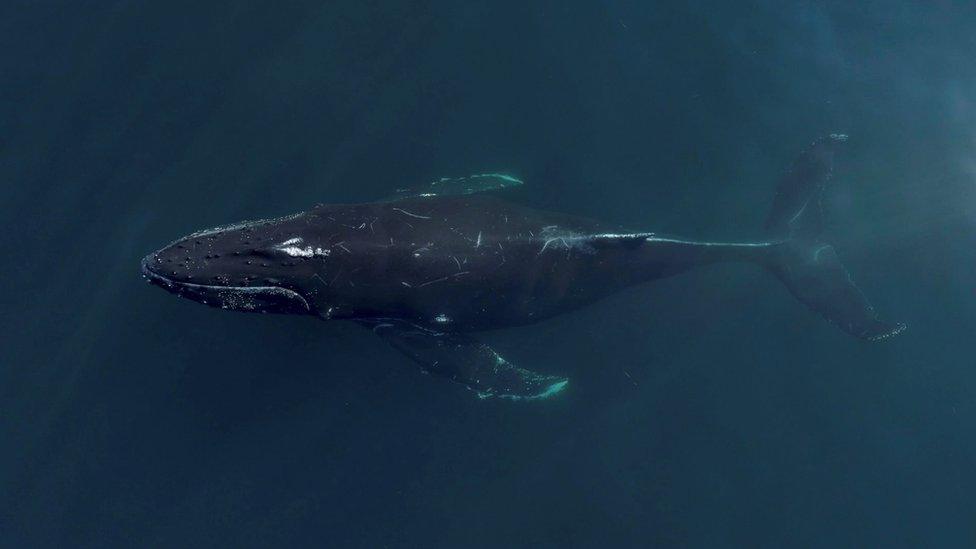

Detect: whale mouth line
[140, 256, 311, 313]
[140, 257, 178, 288]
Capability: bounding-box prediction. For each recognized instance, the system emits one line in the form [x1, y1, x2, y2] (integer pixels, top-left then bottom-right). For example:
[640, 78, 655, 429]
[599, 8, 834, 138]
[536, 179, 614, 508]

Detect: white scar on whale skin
[274, 237, 331, 257]
[392, 207, 431, 219]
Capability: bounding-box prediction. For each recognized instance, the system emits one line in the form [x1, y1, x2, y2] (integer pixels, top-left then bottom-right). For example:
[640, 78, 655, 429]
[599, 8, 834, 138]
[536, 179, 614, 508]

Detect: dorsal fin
[385, 173, 523, 201]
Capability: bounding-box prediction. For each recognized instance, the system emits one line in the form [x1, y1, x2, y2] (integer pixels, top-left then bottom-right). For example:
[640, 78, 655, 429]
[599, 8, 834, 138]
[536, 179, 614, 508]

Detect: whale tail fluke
[764, 134, 906, 341]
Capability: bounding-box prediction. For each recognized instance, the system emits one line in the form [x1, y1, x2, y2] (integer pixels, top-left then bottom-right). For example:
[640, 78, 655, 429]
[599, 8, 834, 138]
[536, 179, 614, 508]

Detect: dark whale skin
[146, 193, 688, 331]
[300, 195, 662, 330]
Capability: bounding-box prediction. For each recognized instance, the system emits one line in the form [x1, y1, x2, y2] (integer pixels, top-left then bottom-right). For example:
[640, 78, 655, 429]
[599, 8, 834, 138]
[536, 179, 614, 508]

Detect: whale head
[141, 213, 331, 316]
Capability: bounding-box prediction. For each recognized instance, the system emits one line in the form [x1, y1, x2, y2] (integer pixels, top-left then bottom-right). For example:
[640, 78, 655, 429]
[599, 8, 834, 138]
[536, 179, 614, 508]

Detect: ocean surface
[2, 2, 974, 547]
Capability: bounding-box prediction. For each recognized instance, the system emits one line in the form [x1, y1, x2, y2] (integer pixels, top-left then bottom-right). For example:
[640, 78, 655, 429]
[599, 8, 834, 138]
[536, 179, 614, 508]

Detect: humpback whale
[142, 135, 905, 400]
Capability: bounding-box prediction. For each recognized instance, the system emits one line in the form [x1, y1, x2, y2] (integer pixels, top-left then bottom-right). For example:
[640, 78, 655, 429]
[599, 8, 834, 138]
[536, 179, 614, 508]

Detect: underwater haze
[2, 1, 975, 547]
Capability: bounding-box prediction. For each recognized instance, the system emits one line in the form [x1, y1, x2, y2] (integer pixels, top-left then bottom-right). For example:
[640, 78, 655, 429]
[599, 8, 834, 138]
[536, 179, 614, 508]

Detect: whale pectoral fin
[384, 173, 523, 201]
[359, 320, 568, 400]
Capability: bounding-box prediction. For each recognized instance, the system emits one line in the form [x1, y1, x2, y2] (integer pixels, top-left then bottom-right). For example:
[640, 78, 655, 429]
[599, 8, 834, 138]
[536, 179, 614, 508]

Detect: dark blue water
[2, 2, 974, 547]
